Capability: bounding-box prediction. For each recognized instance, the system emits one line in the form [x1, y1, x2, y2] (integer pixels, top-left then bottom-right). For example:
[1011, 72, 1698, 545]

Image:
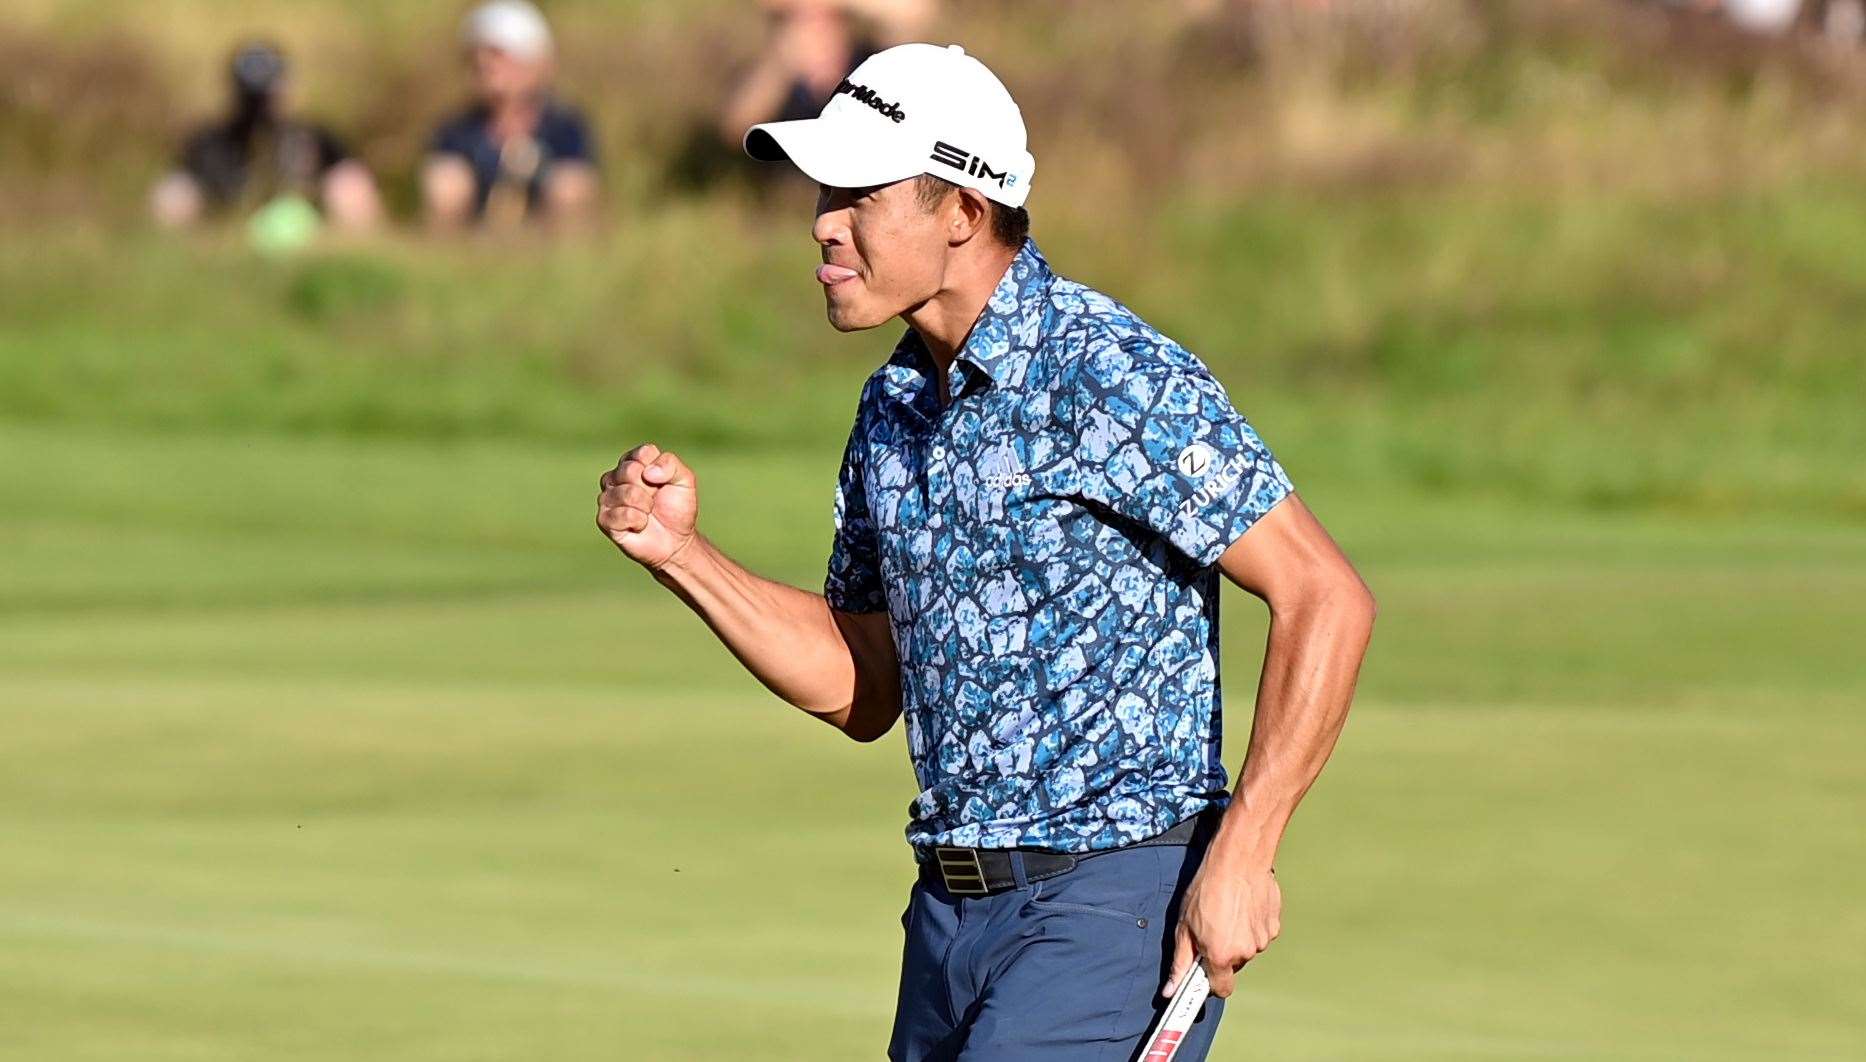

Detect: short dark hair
[913, 174, 1030, 249]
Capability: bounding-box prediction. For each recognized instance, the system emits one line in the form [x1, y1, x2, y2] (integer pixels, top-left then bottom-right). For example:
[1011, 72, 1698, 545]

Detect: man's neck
[901, 243, 1019, 402]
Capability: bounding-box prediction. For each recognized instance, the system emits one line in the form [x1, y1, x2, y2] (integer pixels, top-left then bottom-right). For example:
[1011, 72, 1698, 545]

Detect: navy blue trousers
[887, 837, 1225, 1061]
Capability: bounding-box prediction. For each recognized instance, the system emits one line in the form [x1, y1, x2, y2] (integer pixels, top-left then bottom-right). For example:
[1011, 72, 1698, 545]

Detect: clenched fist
[597, 443, 699, 570]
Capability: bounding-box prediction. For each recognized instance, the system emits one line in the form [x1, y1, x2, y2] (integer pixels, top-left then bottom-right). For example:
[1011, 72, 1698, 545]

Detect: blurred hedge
[1, 1, 1863, 516]
[12, 1, 1866, 217]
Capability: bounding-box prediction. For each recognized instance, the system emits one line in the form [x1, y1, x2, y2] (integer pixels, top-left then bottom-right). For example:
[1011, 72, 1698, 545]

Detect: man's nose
[812, 205, 847, 248]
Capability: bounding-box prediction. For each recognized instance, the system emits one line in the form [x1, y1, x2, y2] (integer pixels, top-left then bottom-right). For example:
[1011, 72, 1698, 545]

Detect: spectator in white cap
[423, 0, 599, 229]
[596, 41, 1372, 1062]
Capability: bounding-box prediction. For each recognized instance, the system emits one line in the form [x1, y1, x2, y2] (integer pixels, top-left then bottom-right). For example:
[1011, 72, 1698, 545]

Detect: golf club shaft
[1140, 961, 1211, 1061]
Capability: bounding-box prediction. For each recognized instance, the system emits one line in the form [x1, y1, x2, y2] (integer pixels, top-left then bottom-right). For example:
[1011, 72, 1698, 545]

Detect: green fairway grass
[3, 423, 1861, 1060]
[6, 2, 1866, 1055]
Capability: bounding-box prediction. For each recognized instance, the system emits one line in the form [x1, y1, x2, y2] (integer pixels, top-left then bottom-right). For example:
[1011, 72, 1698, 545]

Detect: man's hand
[597, 443, 699, 571]
[1163, 849, 1281, 1000]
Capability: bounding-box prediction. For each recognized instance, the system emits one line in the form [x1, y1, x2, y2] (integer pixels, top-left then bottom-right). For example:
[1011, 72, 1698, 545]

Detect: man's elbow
[822, 690, 901, 743]
[1280, 568, 1377, 631]
[1339, 576, 1378, 640]
[845, 723, 894, 744]
[1351, 578, 1378, 627]
[840, 702, 900, 743]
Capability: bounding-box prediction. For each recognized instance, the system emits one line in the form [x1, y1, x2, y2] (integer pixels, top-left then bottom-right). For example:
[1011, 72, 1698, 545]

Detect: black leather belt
[924, 809, 1214, 898]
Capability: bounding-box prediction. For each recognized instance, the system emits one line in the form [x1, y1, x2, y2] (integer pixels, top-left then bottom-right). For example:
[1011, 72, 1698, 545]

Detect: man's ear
[947, 187, 991, 246]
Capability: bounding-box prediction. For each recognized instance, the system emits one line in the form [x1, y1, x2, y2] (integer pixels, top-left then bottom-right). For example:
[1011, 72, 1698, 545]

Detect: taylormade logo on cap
[834, 79, 908, 123]
[743, 43, 1036, 209]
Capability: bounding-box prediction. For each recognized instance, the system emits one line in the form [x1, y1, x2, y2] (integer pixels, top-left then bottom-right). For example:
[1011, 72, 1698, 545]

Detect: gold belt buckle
[934, 846, 989, 896]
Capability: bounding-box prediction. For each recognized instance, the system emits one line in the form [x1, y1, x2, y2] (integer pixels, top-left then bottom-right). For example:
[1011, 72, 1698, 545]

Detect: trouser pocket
[1024, 844, 1167, 926]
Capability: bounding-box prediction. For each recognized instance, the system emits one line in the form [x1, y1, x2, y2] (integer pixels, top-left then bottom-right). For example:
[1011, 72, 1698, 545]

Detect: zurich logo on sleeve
[1175, 443, 1216, 479]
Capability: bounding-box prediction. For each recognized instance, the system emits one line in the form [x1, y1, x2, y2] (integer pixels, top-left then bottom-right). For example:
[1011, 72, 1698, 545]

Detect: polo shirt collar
[957, 238, 1052, 387]
[878, 239, 1053, 417]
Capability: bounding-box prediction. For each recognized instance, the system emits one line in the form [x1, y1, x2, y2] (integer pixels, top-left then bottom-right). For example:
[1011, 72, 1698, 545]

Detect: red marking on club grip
[1143, 1029, 1184, 1060]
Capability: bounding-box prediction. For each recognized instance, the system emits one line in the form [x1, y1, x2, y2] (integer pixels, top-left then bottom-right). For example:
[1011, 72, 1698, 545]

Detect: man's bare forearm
[649, 532, 895, 735]
[1212, 582, 1376, 869]
[598, 444, 899, 740]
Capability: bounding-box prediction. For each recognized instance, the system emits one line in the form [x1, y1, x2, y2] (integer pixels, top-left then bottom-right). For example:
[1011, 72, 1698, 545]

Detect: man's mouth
[816, 264, 859, 287]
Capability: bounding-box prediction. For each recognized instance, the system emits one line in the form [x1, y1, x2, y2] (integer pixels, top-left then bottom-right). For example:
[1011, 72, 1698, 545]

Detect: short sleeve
[541, 106, 596, 165]
[179, 126, 241, 203]
[1069, 342, 1292, 568]
[177, 127, 215, 177]
[313, 126, 352, 170]
[824, 414, 887, 613]
[428, 114, 476, 158]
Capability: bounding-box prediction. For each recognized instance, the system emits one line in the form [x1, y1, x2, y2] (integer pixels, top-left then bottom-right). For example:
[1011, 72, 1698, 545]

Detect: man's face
[470, 45, 549, 103]
[813, 179, 950, 332]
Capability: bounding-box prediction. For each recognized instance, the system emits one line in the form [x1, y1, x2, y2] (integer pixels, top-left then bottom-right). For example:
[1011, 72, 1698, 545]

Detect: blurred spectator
[719, 0, 933, 149]
[1723, 0, 1804, 31]
[423, 1, 599, 231]
[149, 41, 382, 230]
[1647, 0, 1866, 40]
[1823, 0, 1866, 39]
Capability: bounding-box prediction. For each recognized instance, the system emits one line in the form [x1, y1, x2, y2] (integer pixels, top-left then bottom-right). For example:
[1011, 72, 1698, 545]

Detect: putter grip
[1140, 962, 1211, 1061]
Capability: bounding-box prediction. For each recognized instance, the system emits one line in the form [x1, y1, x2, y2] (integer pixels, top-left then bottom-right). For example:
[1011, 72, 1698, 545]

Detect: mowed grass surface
[2, 422, 1863, 1060]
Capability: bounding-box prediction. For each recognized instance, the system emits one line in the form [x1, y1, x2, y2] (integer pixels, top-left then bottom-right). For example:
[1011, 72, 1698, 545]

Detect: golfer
[598, 43, 1375, 1061]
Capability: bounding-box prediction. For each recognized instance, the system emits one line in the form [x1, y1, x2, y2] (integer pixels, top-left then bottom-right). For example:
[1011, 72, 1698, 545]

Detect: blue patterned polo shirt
[826, 239, 1293, 854]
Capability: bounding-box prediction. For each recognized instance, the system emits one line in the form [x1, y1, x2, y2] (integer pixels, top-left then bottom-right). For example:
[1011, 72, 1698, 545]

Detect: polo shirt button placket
[926, 441, 949, 506]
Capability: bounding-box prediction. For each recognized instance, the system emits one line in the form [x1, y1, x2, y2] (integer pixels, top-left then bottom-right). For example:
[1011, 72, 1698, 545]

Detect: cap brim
[743, 117, 923, 189]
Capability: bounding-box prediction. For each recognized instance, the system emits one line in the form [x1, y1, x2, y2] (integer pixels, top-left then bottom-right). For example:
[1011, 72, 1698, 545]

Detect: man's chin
[824, 299, 890, 333]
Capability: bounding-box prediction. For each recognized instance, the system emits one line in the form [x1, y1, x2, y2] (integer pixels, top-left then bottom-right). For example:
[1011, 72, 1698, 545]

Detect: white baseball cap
[744, 43, 1035, 208]
[462, 1, 553, 61]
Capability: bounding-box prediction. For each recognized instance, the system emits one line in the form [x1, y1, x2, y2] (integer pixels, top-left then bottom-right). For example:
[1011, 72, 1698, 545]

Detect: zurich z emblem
[1175, 444, 1215, 479]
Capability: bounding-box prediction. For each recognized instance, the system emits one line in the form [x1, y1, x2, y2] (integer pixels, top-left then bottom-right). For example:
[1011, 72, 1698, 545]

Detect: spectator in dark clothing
[423, 1, 599, 230]
[429, 102, 594, 219]
[151, 41, 382, 230]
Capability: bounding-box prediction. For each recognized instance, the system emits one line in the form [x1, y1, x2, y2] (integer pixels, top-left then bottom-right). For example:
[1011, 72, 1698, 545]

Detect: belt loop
[1009, 850, 1030, 890]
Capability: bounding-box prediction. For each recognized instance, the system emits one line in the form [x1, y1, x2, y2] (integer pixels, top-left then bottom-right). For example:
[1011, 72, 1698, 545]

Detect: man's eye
[819, 184, 878, 206]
